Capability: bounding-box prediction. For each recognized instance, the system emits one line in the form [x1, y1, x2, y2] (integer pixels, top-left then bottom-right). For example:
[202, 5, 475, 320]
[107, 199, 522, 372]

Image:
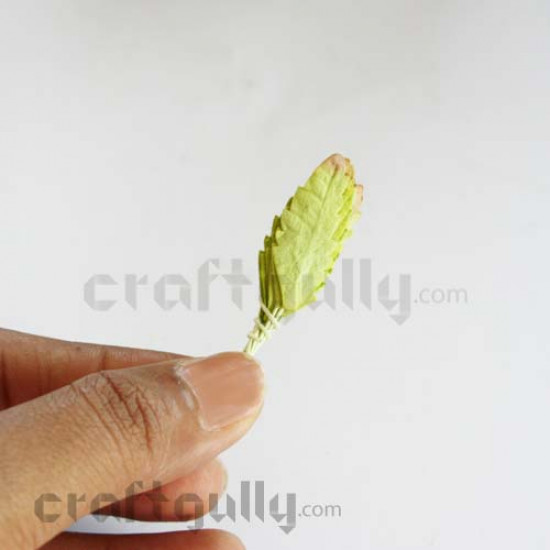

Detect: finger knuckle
[72, 370, 168, 467]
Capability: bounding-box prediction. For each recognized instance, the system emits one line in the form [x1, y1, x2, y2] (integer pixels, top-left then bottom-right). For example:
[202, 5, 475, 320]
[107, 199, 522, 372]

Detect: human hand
[0, 328, 264, 549]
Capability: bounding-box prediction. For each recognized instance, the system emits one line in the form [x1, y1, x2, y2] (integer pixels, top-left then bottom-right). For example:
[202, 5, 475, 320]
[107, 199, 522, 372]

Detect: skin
[0, 328, 263, 549]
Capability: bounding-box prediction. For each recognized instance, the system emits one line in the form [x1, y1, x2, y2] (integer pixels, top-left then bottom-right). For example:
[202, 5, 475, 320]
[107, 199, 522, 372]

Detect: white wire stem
[243, 304, 284, 355]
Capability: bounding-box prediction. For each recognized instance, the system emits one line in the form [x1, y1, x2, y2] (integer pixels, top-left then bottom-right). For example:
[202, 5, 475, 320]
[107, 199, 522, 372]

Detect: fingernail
[174, 352, 264, 431]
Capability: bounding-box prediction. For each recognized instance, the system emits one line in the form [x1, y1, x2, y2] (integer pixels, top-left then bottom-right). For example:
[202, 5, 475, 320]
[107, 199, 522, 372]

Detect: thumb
[0, 352, 263, 548]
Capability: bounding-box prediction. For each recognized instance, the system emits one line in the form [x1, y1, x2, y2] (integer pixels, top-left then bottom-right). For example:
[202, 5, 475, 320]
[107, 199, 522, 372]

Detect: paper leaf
[262, 153, 363, 314]
[245, 153, 363, 354]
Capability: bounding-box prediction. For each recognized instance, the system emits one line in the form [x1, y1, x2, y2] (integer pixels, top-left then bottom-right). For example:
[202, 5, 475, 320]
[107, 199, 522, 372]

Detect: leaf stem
[243, 307, 284, 355]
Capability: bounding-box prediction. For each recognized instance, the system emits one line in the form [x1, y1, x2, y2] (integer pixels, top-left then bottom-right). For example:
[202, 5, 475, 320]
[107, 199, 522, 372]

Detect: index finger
[0, 328, 187, 409]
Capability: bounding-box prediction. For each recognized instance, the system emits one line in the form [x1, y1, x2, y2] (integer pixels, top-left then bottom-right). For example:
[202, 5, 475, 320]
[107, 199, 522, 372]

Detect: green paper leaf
[245, 153, 363, 354]
[262, 153, 363, 314]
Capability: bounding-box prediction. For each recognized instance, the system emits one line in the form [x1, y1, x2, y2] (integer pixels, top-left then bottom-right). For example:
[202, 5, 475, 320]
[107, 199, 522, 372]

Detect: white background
[1, 1, 549, 549]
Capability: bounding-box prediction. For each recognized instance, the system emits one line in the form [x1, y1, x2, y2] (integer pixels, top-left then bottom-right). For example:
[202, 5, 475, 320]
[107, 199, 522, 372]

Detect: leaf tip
[321, 153, 354, 178]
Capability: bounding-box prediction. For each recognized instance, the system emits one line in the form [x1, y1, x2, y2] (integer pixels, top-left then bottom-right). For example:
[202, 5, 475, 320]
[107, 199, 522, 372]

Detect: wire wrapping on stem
[243, 303, 284, 355]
